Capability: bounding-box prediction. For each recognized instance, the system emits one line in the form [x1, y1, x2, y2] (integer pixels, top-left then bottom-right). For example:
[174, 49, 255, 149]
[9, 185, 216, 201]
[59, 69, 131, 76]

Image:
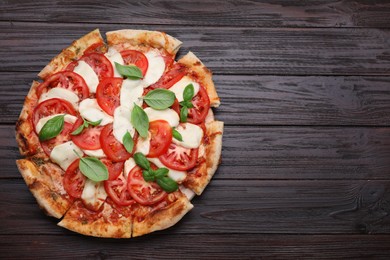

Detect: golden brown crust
[106, 29, 182, 55]
[178, 52, 220, 107]
[16, 158, 72, 218]
[38, 29, 104, 79]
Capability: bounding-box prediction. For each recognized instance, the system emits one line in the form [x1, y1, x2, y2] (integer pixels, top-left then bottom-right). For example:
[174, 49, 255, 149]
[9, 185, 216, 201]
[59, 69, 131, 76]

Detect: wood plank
[1, 234, 390, 259]
[1, 179, 390, 235]
[3, 72, 390, 125]
[4, 125, 390, 179]
[1, 0, 390, 28]
[1, 22, 389, 75]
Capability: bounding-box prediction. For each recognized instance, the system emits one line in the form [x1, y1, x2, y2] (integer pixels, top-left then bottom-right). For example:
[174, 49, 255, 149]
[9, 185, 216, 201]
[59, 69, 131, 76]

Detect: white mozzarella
[144, 107, 179, 127]
[79, 98, 113, 126]
[141, 50, 165, 87]
[179, 185, 196, 200]
[120, 79, 144, 108]
[105, 48, 124, 77]
[169, 76, 200, 102]
[73, 60, 99, 93]
[36, 114, 78, 134]
[135, 132, 151, 155]
[50, 141, 82, 171]
[81, 179, 107, 211]
[113, 106, 135, 144]
[38, 87, 80, 109]
[172, 123, 203, 149]
[124, 158, 136, 178]
[82, 149, 106, 158]
[148, 157, 187, 182]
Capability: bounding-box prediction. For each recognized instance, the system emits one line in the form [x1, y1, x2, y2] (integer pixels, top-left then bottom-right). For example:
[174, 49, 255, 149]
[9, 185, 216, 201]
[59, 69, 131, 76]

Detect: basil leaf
[131, 104, 149, 138]
[86, 119, 102, 126]
[122, 131, 134, 153]
[79, 157, 109, 182]
[133, 152, 150, 170]
[115, 62, 143, 79]
[39, 115, 65, 141]
[71, 124, 85, 136]
[172, 129, 183, 141]
[183, 83, 195, 102]
[180, 106, 188, 123]
[180, 100, 193, 108]
[156, 176, 178, 193]
[143, 170, 155, 182]
[143, 89, 175, 110]
[154, 168, 169, 179]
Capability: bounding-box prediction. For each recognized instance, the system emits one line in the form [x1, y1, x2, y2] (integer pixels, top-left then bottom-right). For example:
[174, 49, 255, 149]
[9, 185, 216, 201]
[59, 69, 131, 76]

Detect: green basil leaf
[39, 115, 65, 141]
[131, 104, 149, 138]
[71, 123, 85, 136]
[133, 152, 150, 170]
[180, 106, 188, 123]
[154, 168, 169, 179]
[142, 170, 155, 182]
[115, 62, 143, 79]
[156, 176, 178, 193]
[179, 100, 193, 108]
[143, 89, 175, 110]
[86, 119, 102, 126]
[122, 131, 134, 153]
[172, 128, 183, 141]
[79, 157, 109, 182]
[183, 83, 195, 102]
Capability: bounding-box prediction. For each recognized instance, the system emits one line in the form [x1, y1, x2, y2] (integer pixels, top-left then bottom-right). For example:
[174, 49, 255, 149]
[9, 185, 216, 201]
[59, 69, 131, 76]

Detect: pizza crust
[38, 29, 104, 79]
[106, 29, 182, 55]
[178, 52, 220, 107]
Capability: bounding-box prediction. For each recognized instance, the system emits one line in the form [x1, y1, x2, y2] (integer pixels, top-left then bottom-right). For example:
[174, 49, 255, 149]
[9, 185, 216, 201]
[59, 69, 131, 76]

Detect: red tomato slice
[32, 98, 77, 132]
[41, 122, 73, 156]
[84, 42, 106, 54]
[147, 120, 172, 158]
[36, 71, 89, 100]
[96, 77, 123, 116]
[100, 123, 137, 162]
[63, 159, 86, 199]
[67, 53, 113, 80]
[70, 118, 103, 150]
[101, 158, 124, 181]
[104, 174, 135, 206]
[187, 86, 210, 124]
[127, 165, 167, 206]
[159, 143, 199, 171]
[120, 50, 149, 76]
[149, 63, 187, 89]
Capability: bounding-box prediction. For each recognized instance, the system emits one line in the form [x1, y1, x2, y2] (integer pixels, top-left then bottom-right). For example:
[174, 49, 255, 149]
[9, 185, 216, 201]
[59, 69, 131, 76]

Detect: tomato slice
[120, 50, 149, 76]
[104, 174, 135, 206]
[32, 98, 77, 132]
[147, 120, 172, 158]
[187, 85, 210, 124]
[101, 159, 124, 181]
[96, 77, 123, 116]
[67, 53, 113, 80]
[100, 123, 136, 162]
[70, 118, 103, 150]
[36, 71, 89, 100]
[127, 165, 167, 206]
[84, 42, 106, 54]
[149, 63, 187, 89]
[63, 159, 86, 199]
[159, 143, 199, 171]
[41, 122, 73, 156]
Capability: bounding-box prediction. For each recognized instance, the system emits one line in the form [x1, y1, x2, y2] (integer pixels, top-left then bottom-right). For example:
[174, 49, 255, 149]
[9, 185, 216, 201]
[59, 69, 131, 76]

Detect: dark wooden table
[1, 1, 390, 258]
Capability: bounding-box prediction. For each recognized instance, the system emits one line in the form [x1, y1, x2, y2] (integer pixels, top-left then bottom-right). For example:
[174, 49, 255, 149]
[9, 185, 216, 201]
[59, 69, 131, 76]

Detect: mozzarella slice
[79, 98, 113, 126]
[142, 50, 165, 87]
[120, 79, 144, 108]
[50, 141, 82, 171]
[73, 60, 99, 93]
[105, 48, 124, 77]
[113, 106, 135, 144]
[169, 76, 200, 102]
[81, 179, 107, 211]
[82, 149, 106, 158]
[172, 123, 203, 149]
[144, 107, 179, 127]
[135, 132, 151, 155]
[179, 185, 196, 200]
[148, 157, 187, 182]
[38, 87, 80, 109]
[36, 114, 78, 134]
[124, 158, 136, 178]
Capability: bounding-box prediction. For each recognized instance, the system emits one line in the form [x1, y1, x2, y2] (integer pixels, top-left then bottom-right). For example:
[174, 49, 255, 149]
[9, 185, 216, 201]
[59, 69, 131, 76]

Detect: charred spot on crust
[31, 156, 46, 167]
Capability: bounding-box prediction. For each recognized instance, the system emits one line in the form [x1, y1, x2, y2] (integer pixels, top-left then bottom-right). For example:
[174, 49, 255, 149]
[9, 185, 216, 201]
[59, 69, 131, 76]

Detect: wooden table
[1, 1, 390, 258]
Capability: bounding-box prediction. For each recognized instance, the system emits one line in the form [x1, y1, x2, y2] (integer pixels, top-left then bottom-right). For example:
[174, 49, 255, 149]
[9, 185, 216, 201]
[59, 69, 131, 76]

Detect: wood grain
[1, 0, 390, 28]
[1, 22, 389, 75]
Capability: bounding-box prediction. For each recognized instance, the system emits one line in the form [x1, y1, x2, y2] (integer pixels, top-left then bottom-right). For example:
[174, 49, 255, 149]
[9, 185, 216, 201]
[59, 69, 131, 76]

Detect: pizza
[15, 29, 223, 238]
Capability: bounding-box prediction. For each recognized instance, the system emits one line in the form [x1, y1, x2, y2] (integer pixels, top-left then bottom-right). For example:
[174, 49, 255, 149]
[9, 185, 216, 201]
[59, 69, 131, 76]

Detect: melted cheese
[38, 87, 80, 109]
[82, 149, 106, 158]
[73, 60, 99, 93]
[113, 106, 135, 144]
[81, 179, 107, 211]
[135, 132, 151, 155]
[50, 141, 82, 171]
[79, 98, 113, 126]
[169, 76, 200, 102]
[36, 114, 77, 133]
[144, 107, 179, 127]
[120, 79, 144, 108]
[148, 157, 187, 182]
[124, 158, 136, 178]
[105, 48, 124, 78]
[142, 50, 165, 87]
[179, 185, 195, 200]
[172, 123, 203, 149]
